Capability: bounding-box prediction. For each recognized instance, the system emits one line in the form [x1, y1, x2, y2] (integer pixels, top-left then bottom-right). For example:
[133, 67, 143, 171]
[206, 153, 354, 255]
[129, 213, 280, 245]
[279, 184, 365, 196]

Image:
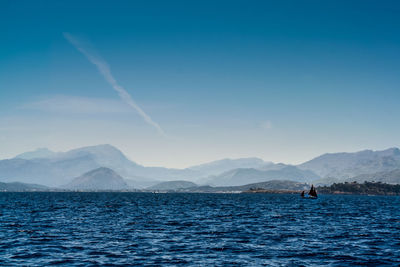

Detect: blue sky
[1, 0, 400, 167]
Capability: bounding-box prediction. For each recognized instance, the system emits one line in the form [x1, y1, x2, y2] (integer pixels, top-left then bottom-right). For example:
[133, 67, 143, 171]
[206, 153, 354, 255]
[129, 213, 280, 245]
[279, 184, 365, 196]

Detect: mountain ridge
[299, 147, 400, 179]
[188, 157, 272, 176]
[207, 165, 320, 186]
[0, 145, 203, 186]
[2, 145, 400, 187]
[15, 148, 57, 160]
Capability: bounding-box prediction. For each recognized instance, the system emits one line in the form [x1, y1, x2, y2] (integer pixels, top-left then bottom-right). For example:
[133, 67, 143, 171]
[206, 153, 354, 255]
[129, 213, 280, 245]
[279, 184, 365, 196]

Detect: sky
[1, 0, 400, 168]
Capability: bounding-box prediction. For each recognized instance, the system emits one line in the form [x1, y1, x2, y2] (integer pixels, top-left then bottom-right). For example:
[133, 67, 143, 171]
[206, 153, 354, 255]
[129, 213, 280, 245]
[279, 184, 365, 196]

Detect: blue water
[0, 193, 399, 266]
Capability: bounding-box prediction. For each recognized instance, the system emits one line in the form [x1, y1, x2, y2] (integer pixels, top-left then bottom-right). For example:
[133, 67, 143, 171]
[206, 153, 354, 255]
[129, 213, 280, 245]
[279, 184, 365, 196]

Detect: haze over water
[1, 193, 399, 266]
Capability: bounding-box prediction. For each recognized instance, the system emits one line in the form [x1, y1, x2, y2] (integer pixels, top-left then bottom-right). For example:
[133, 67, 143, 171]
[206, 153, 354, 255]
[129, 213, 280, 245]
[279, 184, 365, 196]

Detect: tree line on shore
[317, 181, 400, 195]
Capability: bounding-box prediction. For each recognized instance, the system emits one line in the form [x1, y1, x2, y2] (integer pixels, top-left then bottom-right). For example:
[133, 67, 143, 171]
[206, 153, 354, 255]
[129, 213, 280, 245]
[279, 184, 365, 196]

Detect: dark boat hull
[301, 195, 317, 199]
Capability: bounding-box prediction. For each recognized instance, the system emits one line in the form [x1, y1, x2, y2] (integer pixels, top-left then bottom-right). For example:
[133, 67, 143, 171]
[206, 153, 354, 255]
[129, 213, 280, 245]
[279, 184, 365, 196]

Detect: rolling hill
[63, 167, 129, 191]
[208, 165, 320, 186]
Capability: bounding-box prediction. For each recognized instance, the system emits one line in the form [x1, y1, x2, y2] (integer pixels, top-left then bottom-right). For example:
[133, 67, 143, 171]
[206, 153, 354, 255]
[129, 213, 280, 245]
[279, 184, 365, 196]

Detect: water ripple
[0, 192, 399, 266]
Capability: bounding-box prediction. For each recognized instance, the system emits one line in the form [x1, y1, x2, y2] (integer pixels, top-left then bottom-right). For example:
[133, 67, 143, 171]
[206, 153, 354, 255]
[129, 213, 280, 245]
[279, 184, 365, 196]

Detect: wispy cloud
[260, 120, 272, 130]
[20, 95, 132, 114]
[63, 33, 165, 136]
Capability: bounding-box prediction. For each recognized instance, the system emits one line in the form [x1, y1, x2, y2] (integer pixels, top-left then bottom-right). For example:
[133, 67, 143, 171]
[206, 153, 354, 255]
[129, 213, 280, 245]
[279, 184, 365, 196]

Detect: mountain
[259, 163, 290, 171]
[0, 158, 56, 185]
[346, 169, 400, 184]
[15, 148, 57, 160]
[189, 157, 272, 176]
[208, 165, 320, 186]
[50, 145, 203, 181]
[63, 167, 128, 191]
[0, 145, 125, 186]
[177, 180, 308, 193]
[0, 144, 203, 186]
[0, 181, 48, 191]
[310, 177, 342, 186]
[299, 148, 400, 179]
[146, 180, 197, 191]
[4, 145, 400, 187]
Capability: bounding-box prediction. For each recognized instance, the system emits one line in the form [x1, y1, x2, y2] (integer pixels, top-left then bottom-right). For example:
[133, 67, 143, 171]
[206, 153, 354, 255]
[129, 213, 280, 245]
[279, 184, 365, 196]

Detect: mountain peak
[70, 144, 123, 154]
[59, 144, 137, 165]
[85, 167, 118, 176]
[63, 167, 129, 190]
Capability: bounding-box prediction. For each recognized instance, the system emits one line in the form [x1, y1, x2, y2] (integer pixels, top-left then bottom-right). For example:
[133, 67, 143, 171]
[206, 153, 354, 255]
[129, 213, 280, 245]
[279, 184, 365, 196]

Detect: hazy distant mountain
[146, 180, 197, 191]
[258, 163, 290, 171]
[0, 158, 56, 185]
[3, 145, 400, 187]
[125, 177, 161, 189]
[209, 165, 320, 186]
[15, 148, 57, 160]
[178, 180, 308, 193]
[299, 148, 400, 179]
[63, 167, 128, 190]
[0, 181, 48, 191]
[0, 145, 125, 186]
[51, 144, 203, 182]
[346, 169, 400, 184]
[0, 144, 202, 186]
[311, 177, 342, 186]
[189, 157, 272, 176]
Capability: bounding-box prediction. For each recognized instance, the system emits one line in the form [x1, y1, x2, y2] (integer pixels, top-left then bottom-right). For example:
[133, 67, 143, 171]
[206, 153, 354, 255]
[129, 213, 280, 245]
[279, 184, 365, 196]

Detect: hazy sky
[1, 0, 400, 168]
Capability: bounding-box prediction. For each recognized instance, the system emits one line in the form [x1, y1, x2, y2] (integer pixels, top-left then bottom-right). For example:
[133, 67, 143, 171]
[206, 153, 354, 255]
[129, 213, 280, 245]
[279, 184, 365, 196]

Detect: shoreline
[1, 190, 399, 196]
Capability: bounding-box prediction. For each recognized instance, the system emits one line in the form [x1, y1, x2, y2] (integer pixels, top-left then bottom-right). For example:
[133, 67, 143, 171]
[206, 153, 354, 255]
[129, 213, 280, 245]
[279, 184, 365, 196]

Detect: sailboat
[301, 184, 318, 199]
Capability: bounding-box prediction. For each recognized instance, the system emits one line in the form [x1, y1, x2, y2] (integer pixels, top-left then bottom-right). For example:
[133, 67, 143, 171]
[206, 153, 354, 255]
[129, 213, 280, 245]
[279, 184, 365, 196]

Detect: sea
[0, 192, 399, 266]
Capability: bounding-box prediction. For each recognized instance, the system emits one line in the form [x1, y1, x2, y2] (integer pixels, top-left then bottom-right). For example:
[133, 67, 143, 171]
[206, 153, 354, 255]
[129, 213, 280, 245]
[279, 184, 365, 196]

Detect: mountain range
[299, 148, 400, 179]
[189, 158, 272, 176]
[207, 165, 320, 186]
[1, 144, 400, 190]
[0, 144, 202, 187]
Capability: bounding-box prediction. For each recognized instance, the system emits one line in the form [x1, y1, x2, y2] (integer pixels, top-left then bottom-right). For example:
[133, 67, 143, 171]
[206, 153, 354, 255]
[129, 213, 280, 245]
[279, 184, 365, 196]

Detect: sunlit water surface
[0, 193, 399, 266]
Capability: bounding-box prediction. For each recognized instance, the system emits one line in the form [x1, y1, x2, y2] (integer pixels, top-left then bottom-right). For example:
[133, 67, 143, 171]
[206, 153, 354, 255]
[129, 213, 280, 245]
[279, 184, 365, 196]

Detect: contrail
[63, 33, 165, 136]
